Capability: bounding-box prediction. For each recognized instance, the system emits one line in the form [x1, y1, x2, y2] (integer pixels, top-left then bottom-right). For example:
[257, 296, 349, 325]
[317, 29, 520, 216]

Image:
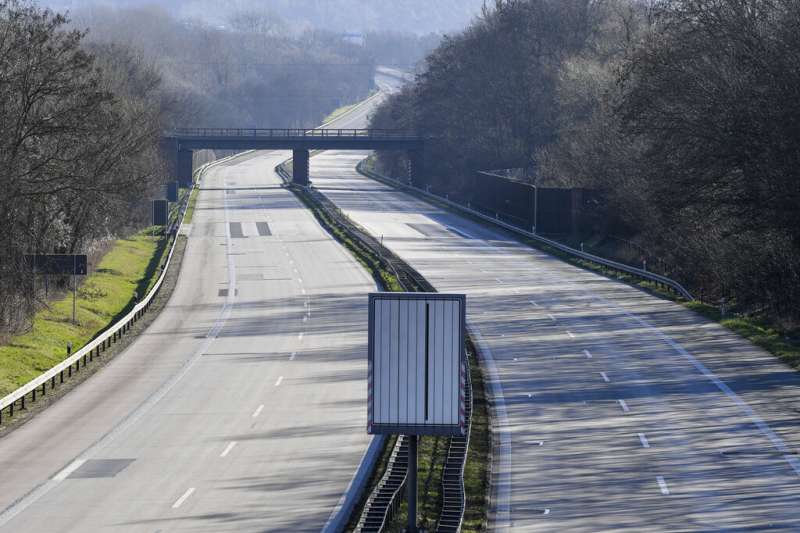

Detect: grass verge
[0, 235, 188, 435]
[183, 185, 200, 224]
[384, 341, 490, 531]
[286, 178, 489, 530]
[323, 103, 358, 125]
[0, 228, 171, 397]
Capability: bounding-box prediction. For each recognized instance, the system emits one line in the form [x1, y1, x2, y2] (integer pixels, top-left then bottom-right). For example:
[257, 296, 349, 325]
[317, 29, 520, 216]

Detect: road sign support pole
[408, 435, 418, 533]
[72, 274, 77, 324]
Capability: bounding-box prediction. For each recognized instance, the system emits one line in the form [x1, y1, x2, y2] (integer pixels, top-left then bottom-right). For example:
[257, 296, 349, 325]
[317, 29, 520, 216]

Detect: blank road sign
[25, 254, 87, 275]
[368, 293, 466, 436]
[166, 181, 179, 202]
[152, 199, 169, 226]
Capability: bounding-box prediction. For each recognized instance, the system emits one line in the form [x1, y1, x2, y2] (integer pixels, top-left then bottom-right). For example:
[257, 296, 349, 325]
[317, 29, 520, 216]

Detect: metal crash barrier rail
[0, 154, 238, 426]
[356, 161, 695, 302]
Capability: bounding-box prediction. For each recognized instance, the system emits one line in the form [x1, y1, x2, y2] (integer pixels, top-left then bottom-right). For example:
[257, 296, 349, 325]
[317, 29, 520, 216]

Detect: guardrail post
[60, 370, 64, 383]
[20, 395, 25, 411]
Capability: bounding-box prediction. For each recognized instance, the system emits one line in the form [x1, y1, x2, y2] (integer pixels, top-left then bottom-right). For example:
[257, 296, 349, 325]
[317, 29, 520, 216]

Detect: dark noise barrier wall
[467, 171, 598, 236]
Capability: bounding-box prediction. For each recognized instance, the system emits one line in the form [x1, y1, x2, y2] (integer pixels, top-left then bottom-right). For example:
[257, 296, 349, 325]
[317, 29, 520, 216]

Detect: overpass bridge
[164, 128, 425, 186]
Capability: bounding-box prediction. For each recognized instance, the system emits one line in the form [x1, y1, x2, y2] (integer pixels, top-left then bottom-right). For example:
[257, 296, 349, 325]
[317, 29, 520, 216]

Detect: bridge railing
[168, 128, 418, 139]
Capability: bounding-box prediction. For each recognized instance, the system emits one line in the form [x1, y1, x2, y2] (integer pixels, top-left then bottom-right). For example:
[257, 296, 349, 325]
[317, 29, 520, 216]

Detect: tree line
[70, 4, 376, 129]
[0, 1, 168, 331]
[370, 0, 800, 321]
[0, 0, 401, 334]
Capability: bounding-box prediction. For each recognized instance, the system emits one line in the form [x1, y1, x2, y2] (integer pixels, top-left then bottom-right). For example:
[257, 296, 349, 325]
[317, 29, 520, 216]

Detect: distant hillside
[41, 0, 486, 34]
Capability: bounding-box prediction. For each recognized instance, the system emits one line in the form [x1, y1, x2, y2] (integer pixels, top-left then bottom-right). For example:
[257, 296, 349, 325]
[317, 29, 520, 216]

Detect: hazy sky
[40, 0, 487, 34]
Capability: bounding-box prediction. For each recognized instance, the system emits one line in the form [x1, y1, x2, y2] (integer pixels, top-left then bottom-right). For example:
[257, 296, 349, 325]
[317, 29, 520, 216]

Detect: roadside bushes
[371, 0, 800, 321]
[0, 1, 164, 331]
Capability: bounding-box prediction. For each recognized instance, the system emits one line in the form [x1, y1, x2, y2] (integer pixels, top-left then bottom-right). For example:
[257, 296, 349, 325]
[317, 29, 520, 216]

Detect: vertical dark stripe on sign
[425, 303, 430, 421]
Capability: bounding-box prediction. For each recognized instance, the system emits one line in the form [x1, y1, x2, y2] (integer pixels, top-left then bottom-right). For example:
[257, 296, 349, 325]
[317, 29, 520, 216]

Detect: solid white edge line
[172, 487, 195, 509]
[220, 441, 237, 458]
[596, 295, 800, 478]
[638, 433, 651, 448]
[656, 476, 670, 495]
[0, 155, 242, 528]
[52, 459, 87, 482]
[468, 324, 512, 530]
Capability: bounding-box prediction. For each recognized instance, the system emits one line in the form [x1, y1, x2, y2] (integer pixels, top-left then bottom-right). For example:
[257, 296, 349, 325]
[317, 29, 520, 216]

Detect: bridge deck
[166, 128, 423, 151]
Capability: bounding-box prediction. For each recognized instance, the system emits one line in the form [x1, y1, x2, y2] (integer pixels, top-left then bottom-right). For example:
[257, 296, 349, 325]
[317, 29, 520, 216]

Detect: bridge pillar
[408, 149, 425, 187]
[177, 149, 194, 187]
[293, 149, 310, 186]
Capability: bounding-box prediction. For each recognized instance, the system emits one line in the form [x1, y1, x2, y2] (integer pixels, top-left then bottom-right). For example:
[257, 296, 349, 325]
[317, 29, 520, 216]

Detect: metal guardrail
[277, 159, 473, 532]
[354, 436, 410, 532]
[436, 355, 472, 533]
[356, 162, 695, 302]
[168, 128, 419, 140]
[0, 155, 234, 426]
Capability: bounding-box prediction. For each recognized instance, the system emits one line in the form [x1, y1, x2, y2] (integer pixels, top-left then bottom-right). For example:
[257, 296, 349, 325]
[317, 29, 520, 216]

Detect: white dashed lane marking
[172, 488, 195, 509]
[220, 441, 237, 458]
[618, 399, 630, 413]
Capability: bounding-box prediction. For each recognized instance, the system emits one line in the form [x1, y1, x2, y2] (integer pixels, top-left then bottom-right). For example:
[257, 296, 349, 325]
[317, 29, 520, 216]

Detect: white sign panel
[368, 293, 466, 436]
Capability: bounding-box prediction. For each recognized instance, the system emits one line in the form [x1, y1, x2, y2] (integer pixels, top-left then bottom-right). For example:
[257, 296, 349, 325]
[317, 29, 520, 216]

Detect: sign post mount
[367, 292, 466, 532]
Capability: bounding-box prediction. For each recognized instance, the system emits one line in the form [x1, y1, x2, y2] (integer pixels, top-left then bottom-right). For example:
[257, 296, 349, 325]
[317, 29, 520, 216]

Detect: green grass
[323, 103, 358, 125]
[183, 185, 199, 224]
[385, 435, 447, 531]
[0, 229, 169, 397]
[685, 301, 800, 369]
[463, 344, 490, 531]
[286, 175, 489, 530]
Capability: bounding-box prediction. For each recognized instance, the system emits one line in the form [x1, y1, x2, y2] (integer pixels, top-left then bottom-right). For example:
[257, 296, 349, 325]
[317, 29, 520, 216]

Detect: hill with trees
[371, 0, 800, 321]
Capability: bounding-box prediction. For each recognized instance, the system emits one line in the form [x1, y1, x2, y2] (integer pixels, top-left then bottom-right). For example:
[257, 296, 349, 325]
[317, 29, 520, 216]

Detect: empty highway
[0, 150, 377, 531]
[312, 87, 800, 530]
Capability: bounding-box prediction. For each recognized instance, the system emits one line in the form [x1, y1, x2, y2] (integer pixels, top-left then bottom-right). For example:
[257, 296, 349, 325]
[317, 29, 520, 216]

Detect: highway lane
[312, 96, 800, 529]
[0, 150, 376, 531]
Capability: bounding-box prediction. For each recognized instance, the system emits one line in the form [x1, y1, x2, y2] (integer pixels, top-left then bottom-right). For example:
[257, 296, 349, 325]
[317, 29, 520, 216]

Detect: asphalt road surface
[311, 85, 800, 530]
[0, 149, 377, 531]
